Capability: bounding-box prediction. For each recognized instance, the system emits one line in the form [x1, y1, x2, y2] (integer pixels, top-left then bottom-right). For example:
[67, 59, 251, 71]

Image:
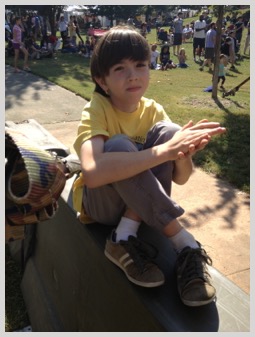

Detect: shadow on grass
[194, 97, 250, 192]
[186, 96, 250, 230]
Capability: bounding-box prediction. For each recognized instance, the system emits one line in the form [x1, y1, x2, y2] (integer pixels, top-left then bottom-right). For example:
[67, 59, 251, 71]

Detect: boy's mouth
[126, 86, 141, 92]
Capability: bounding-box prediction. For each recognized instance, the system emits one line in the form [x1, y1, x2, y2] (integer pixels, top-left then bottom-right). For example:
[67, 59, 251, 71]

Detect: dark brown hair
[90, 25, 151, 96]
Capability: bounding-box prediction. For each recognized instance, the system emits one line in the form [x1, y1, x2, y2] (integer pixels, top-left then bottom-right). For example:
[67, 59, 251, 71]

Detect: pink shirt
[13, 24, 22, 43]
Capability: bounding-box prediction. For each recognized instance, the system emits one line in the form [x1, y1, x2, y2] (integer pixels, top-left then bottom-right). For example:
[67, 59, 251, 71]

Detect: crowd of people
[6, 10, 250, 89]
[5, 13, 98, 72]
[6, 13, 62, 72]
[147, 10, 250, 90]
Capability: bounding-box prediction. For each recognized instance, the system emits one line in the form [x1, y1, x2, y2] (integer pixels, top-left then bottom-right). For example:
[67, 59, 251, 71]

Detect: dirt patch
[181, 95, 235, 109]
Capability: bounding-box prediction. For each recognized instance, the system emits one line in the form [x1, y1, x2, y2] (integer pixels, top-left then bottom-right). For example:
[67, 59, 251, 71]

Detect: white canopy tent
[63, 5, 89, 22]
[64, 5, 88, 13]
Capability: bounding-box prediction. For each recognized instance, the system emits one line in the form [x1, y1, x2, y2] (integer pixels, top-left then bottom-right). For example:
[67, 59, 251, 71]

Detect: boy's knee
[148, 121, 181, 142]
[104, 134, 137, 152]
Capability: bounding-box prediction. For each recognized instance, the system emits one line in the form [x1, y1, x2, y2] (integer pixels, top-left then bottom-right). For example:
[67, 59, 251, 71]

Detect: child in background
[73, 25, 226, 307]
[160, 44, 177, 70]
[85, 36, 91, 57]
[25, 32, 41, 59]
[177, 48, 188, 68]
[78, 40, 86, 57]
[218, 54, 227, 89]
[150, 43, 160, 69]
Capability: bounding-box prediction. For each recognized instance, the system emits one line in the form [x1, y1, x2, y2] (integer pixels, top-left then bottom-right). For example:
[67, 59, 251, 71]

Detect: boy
[73, 26, 226, 306]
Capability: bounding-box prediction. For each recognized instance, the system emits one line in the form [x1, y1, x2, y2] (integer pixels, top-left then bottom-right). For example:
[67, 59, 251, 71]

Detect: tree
[90, 5, 140, 26]
[212, 5, 224, 99]
[36, 5, 65, 35]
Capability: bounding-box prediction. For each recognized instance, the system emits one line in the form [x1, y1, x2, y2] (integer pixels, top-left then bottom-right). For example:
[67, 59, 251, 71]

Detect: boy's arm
[80, 135, 171, 188]
[172, 119, 222, 185]
[80, 122, 225, 189]
[173, 156, 194, 185]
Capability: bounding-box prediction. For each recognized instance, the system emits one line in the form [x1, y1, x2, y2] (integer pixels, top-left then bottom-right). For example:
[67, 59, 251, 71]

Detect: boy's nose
[127, 67, 138, 80]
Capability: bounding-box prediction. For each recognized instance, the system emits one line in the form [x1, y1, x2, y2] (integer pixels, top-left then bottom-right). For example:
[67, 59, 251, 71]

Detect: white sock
[115, 217, 141, 242]
[169, 228, 199, 253]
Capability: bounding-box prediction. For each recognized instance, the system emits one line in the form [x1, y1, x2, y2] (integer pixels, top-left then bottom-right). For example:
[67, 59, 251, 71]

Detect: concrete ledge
[18, 195, 249, 332]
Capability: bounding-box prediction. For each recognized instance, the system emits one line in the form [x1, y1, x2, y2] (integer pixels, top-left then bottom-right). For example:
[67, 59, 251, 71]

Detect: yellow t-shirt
[73, 92, 171, 156]
[72, 92, 171, 223]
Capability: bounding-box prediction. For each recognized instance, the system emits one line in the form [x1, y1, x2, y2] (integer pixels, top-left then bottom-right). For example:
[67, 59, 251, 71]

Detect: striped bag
[5, 128, 66, 242]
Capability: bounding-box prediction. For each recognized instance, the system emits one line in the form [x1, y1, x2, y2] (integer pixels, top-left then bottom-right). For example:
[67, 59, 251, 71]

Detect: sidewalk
[5, 65, 250, 294]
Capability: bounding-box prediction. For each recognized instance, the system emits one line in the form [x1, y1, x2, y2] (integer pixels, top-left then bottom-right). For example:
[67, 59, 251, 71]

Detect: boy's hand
[166, 119, 226, 160]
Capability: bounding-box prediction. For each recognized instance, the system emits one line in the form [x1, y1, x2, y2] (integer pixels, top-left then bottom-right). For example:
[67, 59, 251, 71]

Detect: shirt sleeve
[73, 97, 109, 157]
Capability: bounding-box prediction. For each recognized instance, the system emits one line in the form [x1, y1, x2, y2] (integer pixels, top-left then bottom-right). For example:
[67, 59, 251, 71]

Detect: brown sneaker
[175, 243, 216, 306]
[104, 233, 165, 288]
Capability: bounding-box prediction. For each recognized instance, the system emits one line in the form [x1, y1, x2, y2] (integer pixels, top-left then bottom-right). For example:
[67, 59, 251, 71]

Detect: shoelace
[120, 236, 158, 272]
[177, 247, 212, 284]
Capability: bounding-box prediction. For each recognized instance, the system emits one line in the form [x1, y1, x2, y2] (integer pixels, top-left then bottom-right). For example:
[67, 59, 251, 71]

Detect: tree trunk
[212, 5, 224, 99]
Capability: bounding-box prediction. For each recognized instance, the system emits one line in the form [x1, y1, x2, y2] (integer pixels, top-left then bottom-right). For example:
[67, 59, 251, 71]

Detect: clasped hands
[167, 119, 226, 160]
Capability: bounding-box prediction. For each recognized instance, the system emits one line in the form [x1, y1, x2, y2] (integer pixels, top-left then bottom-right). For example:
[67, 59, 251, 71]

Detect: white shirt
[183, 27, 193, 34]
[59, 20, 68, 32]
[193, 20, 206, 39]
[151, 50, 160, 65]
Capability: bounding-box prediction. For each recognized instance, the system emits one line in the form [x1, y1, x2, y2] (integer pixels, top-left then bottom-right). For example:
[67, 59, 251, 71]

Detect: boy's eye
[137, 62, 147, 67]
[113, 66, 124, 71]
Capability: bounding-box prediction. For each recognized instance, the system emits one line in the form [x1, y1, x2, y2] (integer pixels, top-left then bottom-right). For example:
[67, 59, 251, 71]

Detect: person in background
[193, 14, 206, 62]
[173, 11, 184, 56]
[61, 35, 78, 53]
[199, 22, 216, 72]
[69, 15, 77, 46]
[150, 43, 160, 69]
[73, 15, 84, 43]
[228, 31, 237, 69]
[73, 25, 226, 307]
[78, 40, 87, 57]
[127, 16, 135, 26]
[140, 22, 147, 38]
[234, 16, 244, 44]
[217, 54, 228, 89]
[85, 36, 92, 57]
[25, 32, 41, 59]
[59, 16, 68, 41]
[31, 12, 41, 41]
[182, 23, 193, 43]
[202, 10, 212, 31]
[177, 48, 188, 68]
[160, 44, 177, 70]
[12, 16, 30, 72]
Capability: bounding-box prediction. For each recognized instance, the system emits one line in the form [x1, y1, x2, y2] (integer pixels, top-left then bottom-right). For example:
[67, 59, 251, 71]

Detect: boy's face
[95, 58, 150, 113]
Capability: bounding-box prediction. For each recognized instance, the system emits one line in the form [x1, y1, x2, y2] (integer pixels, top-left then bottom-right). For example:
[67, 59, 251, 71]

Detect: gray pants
[82, 121, 185, 232]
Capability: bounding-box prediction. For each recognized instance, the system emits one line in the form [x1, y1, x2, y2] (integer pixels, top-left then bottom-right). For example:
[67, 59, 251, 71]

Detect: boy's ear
[94, 77, 108, 93]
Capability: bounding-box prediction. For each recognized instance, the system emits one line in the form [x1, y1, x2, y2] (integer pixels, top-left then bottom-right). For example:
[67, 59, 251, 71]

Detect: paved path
[5, 65, 250, 294]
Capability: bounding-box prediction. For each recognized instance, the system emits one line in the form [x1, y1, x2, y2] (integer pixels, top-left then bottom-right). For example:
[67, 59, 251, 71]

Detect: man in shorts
[193, 14, 206, 62]
[173, 12, 184, 56]
[199, 22, 216, 71]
